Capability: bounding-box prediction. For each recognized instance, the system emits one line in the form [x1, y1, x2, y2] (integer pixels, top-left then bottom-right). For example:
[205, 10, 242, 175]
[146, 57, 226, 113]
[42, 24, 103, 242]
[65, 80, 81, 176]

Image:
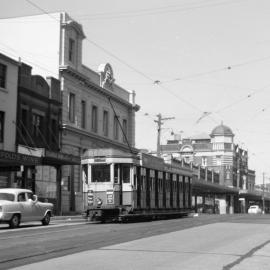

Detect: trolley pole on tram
[155, 113, 175, 157]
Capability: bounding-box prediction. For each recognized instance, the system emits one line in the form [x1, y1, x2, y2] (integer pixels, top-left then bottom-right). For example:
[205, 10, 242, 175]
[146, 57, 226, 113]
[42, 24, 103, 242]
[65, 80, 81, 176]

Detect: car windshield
[250, 206, 258, 208]
[0, 193, 15, 201]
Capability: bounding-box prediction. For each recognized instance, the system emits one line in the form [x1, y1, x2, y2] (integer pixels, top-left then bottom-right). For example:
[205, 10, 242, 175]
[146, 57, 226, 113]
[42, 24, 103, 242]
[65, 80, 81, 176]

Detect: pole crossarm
[155, 113, 175, 157]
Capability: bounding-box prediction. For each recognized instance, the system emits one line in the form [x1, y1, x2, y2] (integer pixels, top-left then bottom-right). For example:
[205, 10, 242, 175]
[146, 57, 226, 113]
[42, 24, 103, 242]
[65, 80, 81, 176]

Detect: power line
[74, 0, 246, 21]
[16, 0, 269, 128]
[22, 0, 213, 119]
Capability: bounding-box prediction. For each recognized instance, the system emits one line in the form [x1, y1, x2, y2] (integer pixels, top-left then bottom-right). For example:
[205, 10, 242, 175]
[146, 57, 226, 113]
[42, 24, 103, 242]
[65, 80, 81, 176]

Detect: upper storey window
[202, 157, 207, 167]
[0, 111, 4, 142]
[68, 38, 75, 63]
[122, 119, 127, 142]
[91, 105, 98, 133]
[0, 63, 7, 89]
[69, 93, 75, 123]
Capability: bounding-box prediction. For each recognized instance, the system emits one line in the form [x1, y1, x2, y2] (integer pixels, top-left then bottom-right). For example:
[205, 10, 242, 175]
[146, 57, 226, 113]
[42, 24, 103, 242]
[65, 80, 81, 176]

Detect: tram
[82, 148, 192, 222]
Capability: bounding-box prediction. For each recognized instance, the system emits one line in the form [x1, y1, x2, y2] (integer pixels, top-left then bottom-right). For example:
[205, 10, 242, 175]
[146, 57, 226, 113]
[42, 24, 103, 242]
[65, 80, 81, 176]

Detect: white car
[0, 188, 54, 228]
[248, 205, 262, 214]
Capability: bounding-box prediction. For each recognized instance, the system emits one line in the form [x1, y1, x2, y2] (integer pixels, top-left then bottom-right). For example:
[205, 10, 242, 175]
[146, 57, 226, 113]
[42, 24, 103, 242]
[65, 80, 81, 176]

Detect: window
[91, 105, 98, 132]
[18, 193, 26, 202]
[122, 164, 130, 183]
[103, 110, 109, 136]
[0, 111, 4, 142]
[32, 114, 43, 137]
[81, 100, 86, 129]
[69, 93, 75, 123]
[21, 108, 28, 136]
[202, 157, 207, 167]
[51, 118, 58, 144]
[0, 63, 7, 89]
[92, 164, 110, 182]
[113, 115, 119, 140]
[68, 38, 75, 62]
[122, 119, 127, 142]
[216, 155, 221, 166]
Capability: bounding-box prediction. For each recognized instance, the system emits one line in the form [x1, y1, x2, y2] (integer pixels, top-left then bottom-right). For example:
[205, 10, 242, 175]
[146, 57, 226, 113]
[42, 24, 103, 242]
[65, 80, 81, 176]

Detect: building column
[194, 195, 198, 213]
[229, 195, 234, 214]
[55, 165, 62, 215]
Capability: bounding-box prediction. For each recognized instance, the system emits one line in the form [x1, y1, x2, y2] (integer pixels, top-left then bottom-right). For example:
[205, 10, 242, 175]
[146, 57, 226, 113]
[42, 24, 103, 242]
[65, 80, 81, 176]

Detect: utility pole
[154, 113, 175, 157]
[262, 172, 265, 214]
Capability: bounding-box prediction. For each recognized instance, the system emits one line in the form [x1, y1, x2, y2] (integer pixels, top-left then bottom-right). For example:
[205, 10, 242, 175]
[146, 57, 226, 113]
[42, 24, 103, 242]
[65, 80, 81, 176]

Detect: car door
[26, 192, 44, 220]
[17, 192, 32, 221]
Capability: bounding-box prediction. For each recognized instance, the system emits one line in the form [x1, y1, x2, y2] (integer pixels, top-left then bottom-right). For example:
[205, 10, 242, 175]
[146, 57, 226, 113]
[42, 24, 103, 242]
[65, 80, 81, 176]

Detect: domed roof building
[210, 123, 234, 137]
[210, 123, 234, 146]
[160, 122, 255, 214]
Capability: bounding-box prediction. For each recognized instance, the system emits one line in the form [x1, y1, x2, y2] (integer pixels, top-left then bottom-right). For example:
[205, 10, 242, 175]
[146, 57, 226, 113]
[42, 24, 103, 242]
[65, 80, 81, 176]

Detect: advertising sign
[88, 190, 94, 206]
[106, 190, 114, 204]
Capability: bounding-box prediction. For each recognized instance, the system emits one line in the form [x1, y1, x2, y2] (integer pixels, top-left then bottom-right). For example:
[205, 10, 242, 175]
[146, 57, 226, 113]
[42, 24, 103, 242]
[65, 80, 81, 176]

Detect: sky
[0, 0, 270, 183]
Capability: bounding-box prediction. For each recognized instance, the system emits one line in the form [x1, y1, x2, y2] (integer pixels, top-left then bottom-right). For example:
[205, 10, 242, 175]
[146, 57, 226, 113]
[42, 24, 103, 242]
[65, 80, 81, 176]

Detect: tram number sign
[87, 191, 94, 206]
[106, 190, 114, 204]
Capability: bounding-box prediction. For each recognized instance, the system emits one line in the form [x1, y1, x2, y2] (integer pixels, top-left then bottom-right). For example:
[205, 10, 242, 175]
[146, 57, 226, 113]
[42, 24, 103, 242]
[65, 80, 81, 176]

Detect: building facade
[0, 53, 19, 187]
[161, 123, 250, 190]
[160, 123, 254, 213]
[16, 61, 80, 214]
[0, 13, 139, 213]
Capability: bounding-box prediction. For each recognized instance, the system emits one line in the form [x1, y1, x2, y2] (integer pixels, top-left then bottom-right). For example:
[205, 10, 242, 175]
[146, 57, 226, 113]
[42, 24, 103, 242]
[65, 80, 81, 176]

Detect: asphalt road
[1, 214, 270, 270]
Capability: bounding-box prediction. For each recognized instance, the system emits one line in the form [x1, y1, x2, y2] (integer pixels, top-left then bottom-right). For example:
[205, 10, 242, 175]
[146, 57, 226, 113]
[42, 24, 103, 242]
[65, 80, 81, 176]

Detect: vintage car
[248, 205, 262, 214]
[0, 188, 54, 228]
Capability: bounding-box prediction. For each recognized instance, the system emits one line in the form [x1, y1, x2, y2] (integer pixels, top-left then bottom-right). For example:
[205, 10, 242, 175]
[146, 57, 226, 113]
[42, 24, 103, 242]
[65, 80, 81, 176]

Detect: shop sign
[0, 150, 41, 165]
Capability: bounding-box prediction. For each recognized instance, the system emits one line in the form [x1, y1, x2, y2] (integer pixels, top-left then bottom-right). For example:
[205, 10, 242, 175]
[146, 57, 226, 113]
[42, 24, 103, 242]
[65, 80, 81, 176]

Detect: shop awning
[42, 150, 80, 165]
[0, 149, 41, 168]
[239, 189, 270, 202]
[0, 148, 80, 171]
[193, 179, 239, 195]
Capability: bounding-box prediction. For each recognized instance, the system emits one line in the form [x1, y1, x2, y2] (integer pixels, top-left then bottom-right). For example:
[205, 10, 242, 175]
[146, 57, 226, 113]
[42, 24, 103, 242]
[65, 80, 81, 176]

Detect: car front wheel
[9, 214, 20, 229]
[42, 212, 51, 226]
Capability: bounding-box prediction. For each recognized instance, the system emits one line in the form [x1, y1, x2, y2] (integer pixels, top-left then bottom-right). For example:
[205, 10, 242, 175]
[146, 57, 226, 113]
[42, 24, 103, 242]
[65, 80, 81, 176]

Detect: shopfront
[0, 149, 80, 214]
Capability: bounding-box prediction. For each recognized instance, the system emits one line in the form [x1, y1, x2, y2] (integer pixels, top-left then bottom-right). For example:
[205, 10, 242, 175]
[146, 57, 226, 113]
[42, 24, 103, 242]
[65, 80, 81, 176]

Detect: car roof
[0, 188, 33, 194]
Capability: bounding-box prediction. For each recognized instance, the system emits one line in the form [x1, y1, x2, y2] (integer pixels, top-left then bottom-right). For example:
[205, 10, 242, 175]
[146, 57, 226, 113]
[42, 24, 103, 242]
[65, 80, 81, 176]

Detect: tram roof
[82, 148, 138, 159]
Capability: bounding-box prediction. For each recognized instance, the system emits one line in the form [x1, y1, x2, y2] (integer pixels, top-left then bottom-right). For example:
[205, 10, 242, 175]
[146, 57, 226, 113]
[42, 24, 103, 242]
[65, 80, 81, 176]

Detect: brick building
[161, 123, 251, 189]
[0, 53, 19, 187]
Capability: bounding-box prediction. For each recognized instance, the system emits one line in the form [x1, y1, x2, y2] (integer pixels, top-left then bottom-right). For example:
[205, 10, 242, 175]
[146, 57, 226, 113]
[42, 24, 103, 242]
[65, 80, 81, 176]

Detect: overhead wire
[15, 0, 270, 130]
[23, 0, 215, 123]
[74, 0, 246, 21]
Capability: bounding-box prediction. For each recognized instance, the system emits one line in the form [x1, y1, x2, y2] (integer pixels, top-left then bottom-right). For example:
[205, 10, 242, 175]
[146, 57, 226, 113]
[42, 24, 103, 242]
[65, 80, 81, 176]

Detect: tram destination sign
[94, 157, 106, 162]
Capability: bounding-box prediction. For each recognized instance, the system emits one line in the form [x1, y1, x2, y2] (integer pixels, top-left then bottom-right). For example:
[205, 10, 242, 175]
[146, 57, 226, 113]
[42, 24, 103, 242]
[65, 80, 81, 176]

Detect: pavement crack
[223, 239, 270, 270]
[100, 248, 242, 257]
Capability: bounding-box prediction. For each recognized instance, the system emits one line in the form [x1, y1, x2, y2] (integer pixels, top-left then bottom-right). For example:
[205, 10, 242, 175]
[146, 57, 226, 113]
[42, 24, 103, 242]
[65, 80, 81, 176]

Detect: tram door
[114, 164, 131, 206]
[136, 166, 141, 208]
[146, 168, 150, 208]
[114, 164, 122, 206]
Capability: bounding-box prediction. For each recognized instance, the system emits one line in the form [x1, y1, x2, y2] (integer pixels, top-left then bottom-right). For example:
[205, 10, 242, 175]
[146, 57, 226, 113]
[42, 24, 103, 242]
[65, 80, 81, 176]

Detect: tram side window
[92, 164, 110, 182]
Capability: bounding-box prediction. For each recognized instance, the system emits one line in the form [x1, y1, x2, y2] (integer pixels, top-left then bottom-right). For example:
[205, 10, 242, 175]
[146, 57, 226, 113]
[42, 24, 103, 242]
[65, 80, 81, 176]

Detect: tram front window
[92, 164, 110, 182]
[114, 164, 130, 184]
